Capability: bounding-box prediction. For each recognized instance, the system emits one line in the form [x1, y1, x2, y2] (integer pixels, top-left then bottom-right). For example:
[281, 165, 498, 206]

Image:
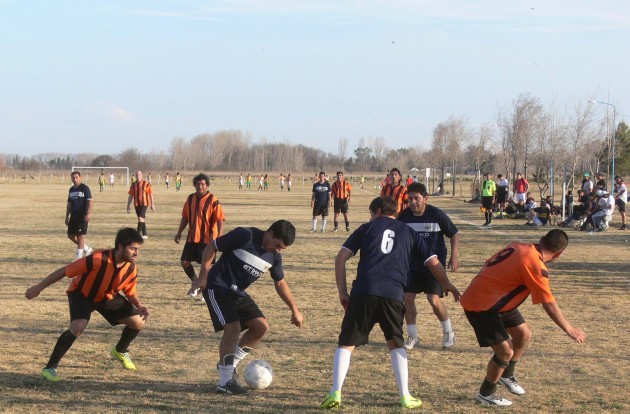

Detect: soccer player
[98, 173, 106, 192]
[320, 196, 460, 409]
[311, 171, 332, 233]
[399, 183, 459, 350]
[496, 174, 510, 219]
[175, 173, 225, 291]
[66, 171, 93, 259]
[460, 229, 586, 406]
[175, 172, 182, 191]
[25, 228, 149, 382]
[189, 220, 304, 395]
[381, 168, 408, 215]
[109, 172, 115, 187]
[331, 171, 352, 232]
[481, 172, 497, 226]
[127, 170, 155, 239]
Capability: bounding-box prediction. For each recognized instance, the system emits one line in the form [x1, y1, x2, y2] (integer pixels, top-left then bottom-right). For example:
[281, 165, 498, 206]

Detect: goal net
[71, 166, 130, 187]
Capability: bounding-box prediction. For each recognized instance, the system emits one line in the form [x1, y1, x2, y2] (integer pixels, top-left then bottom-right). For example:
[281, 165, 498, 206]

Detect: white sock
[331, 347, 352, 393]
[407, 324, 417, 338]
[218, 364, 235, 386]
[440, 319, 453, 333]
[390, 348, 409, 397]
[234, 346, 250, 367]
[83, 244, 91, 252]
[322, 219, 327, 230]
[76, 249, 83, 259]
[312, 219, 317, 231]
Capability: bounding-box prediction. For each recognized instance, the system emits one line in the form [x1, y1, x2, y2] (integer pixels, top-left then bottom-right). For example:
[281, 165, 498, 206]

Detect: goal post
[71, 166, 130, 187]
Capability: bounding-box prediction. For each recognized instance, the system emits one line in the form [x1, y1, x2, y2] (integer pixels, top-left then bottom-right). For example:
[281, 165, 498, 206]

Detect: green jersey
[482, 180, 496, 197]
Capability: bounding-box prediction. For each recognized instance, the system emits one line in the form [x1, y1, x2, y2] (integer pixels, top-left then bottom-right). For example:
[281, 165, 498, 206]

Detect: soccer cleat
[333, 228, 338, 232]
[321, 229, 325, 233]
[499, 376, 525, 395]
[216, 379, 248, 395]
[476, 393, 512, 406]
[309, 229, 316, 233]
[620, 225, 627, 230]
[404, 336, 419, 350]
[320, 391, 341, 409]
[111, 347, 136, 370]
[482, 222, 489, 226]
[400, 394, 422, 409]
[84, 247, 93, 256]
[41, 368, 61, 382]
[442, 331, 455, 349]
[142, 235, 148, 240]
[346, 227, 350, 232]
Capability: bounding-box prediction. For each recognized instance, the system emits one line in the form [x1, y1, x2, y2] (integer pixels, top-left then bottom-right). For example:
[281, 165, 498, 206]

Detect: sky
[1, 0, 629, 157]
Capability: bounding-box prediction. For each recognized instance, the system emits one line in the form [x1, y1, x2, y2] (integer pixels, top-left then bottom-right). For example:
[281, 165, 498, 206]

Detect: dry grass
[0, 176, 628, 413]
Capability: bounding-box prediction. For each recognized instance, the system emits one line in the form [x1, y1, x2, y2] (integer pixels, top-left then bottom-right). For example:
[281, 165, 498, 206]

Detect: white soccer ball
[243, 359, 273, 390]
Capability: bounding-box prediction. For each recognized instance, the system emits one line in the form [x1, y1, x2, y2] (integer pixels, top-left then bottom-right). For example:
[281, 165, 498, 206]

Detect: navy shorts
[465, 308, 526, 347]
[338, 295, 405, 348]
[203, 288, 265, 332]
[134, 205, 148, 218]
[68, 291, 139, 326]
[616, 199, 626, 213]
[67, 214, 88, 236]
[313, 204, 329, 217]
[482, 196, 494, 210]
[404, 269, 444, 296]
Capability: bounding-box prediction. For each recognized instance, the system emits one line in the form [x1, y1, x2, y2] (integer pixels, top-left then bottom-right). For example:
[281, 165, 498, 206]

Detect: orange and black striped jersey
[381, 184, 408, 214]
[182, 192, 225, 244]
[460, 243, 555, 313]
[65, 249, 138, 302]
[128, 180, 153, 206]
[331, 180, 352, 200]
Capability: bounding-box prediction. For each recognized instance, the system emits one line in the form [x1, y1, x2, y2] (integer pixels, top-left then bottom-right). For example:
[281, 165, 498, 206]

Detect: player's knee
[492, 352, 511, 368]
[250, 318, 269, 338]
[69, 321, 88, 337]
[181, 260, 191, 268]
[126, 316, 145, 331]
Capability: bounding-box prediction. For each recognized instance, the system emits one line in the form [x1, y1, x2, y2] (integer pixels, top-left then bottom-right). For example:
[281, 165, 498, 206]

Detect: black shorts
[338, 295, 405, 348]
[312, 204, 329, 217]
[465, 308, 526, 347]
[68, 291, 139, 326]
[203, 288, 265, 332]
[134, 205, 148, 218]
[180, 242, 207, 263]
[616, 199, 626, 213]
[67, 214, 88, 236]
[404, 270, 444, 296]
[333, 198, 349, 214]
[497, 188, 509, 203]
[482, 196, 494, 210]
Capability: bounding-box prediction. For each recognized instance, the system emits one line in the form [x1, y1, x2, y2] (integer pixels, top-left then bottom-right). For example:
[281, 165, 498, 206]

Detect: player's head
[369, 196, 397, 220]
[615, 175, 623, 183]
[336, 171, 344, 180]
[389, 168, 401, 183]
[407, 182, 428, 213]
[539, 229, 568, 261]
[114, 227, 144, 261]
[193, 173, 210, 192]
[136, 170, 143, 180]
[319, 171, 326, 182]
[71, 171, 81, 185]
[265, 220, 296, 251]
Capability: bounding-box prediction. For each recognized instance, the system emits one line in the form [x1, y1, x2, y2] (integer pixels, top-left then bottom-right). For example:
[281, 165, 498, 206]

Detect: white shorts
[516, 193, 527, 202]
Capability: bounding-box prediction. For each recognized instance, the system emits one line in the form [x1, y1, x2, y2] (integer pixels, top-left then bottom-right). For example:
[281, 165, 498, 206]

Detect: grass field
[0, 176, 628, 413]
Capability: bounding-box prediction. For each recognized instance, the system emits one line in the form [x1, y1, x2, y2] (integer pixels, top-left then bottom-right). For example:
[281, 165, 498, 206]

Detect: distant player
[25, 228, 149, 382]
[175, 172, 182, 191]
[381, 168, 408, 215]
[175, 173, 225, 291]
[66, 171, 93, 259]
[399, 183, 459, 350]
[461, 229, 586, 406]
[98, 173, 106, 192]
[482, 172, 496, 226]
[127, 170, 155, 239]
[320, 196, 460, 409]
[109, 172, 115, 187]
[189, 220, 304, 395]
[331, 171, 352, 232]
[238, 173, 244, 190]
[311, 171, 332, 233]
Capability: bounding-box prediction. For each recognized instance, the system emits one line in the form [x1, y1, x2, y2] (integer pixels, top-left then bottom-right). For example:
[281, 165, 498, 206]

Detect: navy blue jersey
[208, 227, 284, 297]
[397, 205, 458, 266]
[342, 216, 435, 302]
[67, 183, 92, 215]
[312, 181, 331, 206]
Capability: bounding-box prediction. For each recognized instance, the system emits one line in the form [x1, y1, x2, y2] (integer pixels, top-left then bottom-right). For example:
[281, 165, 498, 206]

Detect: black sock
[479, 378, 497, 397]
[502, 360, 518, 378]
[137, 222, 142, 233]
[45, 330, 77, 369]
[116, 326, 140, 353]
[183, 265, 196, 281]
[345, 220, 350, 229]
[141, 222, 147, 236]
[333, 221, 338, 229]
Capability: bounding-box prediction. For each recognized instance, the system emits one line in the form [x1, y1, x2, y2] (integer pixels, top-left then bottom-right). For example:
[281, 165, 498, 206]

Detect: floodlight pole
[590, 100, 616, 181]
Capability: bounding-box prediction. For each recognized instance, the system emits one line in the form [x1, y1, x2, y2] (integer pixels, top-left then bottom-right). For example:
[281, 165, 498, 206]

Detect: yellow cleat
[111, 347, 136, 370]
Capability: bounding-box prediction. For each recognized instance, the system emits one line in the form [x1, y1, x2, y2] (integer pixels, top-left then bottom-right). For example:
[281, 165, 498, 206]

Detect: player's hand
[443, 282, 461, 302]
[567, 327, 586, 343]
[188, 277, 206, 296]
[151, 205, 155, 212]
[85, 213, 91, 222]
[448, 257, 459, 272]
[138, 306, 150, 321]
[290, 309, 304, 328]
[339, 292, 350, 311]
[174, 233, 181, 244]
[25, 285, 43, 300]
[126, 205, 131, 213]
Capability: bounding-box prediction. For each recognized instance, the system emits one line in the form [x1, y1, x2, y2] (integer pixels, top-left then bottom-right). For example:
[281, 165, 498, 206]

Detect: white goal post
[71, 166, 130, 186]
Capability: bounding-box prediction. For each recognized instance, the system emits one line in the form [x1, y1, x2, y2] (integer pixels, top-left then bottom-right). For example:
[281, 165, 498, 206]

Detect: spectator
[581, 173, 593, 194]
[614, 175, 627, 230]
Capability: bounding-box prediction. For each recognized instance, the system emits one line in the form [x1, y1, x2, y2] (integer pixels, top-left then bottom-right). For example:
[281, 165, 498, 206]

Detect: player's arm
[126, 194, 133, 213]
[273, 279, 303, 328]
[335, 247, 353, 309]
[541, 302, 586, 343]
[149, 193, 155, 212]
[126, 293, 149, 321]
[65, 201, 71, 225]
[425, 256, 461, 301]
[216, 219, 224, 238]
[25, 267, 67, 299]
[85, 198, 94, 222]
[189, 240, 218, 294]
[448, 232, 460, 272]
[174, 216, 188, 243]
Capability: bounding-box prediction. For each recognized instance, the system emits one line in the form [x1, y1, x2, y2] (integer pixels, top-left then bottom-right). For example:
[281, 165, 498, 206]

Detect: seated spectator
[506, 199, 527, 219]
[559, 189, 587, 227]
[580, 190, 614, 231]
[526, 199, 551, 226]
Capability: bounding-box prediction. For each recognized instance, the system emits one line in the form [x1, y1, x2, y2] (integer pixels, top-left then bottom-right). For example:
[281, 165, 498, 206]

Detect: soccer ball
[243, 359, 273, 390]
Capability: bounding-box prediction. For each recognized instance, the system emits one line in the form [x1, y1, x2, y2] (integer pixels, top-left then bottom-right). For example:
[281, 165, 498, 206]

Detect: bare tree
[338, 137, 349, 172]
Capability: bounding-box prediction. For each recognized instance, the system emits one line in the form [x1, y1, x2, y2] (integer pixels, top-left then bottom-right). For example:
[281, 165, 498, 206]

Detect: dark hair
[615, 175, 622, 180]
[369, 196, 398, 216]
[193, 173, 210, 186]
[71, 171, 81, 177]
[406, 182, 428, 197]
[389, 168, 401, 176]
[267, 220, 296, 246]
[319, 171, 326, 176]
[540, 229, 568, 253]
[497, 174, 503, 178]
[336, 171, 343, 175]
[115, 227, 144, 250]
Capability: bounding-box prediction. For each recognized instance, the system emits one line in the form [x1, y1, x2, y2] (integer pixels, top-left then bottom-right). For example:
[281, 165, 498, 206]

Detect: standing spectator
[246, 173, 252, 190]
[287, 174, 292, 192]
[175, 173, 225, 291]
[614, 175, 627, 230]
[360, 175, 365, 189]
[238, 173, 244, 190]
[581, 173, 593, 194]
[595, 172, 606, 191]
[496, 174, 510, 219]
[98, 173, 106, 193]
[147, 173, 152, 185]
[127, 170, 155, 239]
[25, 228, 149, 382]
[381, 168, 408, 215]
[331, 171, 352, 232]
[175, 172, 182, 191]
[482, 172, 497, 226]
[513, 173, 529, 203]
[311, 171, 332, 233]
[564, 190, 574, 217]
[460, 230, 585, 406]
[66, 171, 93, 259]
[109, 172, 115, 187]
[165, 172, 171, 190]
